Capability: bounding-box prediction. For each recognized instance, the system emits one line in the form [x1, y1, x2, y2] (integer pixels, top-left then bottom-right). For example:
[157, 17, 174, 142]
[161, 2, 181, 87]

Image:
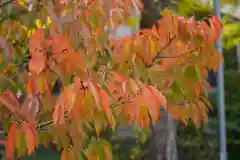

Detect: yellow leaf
[149, 37, 157, 57]
[190, 103, 201, 128]
[168, 105, 181, 120]
[35, 19, 43, 28]
[93, 111, 107, 136]
[0, 55, 2, 64]
[197, 100, 209, 123]
[200, 96, 213, 110]
[17, 0, 27, 8]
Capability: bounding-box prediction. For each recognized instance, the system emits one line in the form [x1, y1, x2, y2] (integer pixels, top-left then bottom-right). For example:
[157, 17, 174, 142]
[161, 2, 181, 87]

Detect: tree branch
[0, 0, 14, 8]
[146, 34, 177, 68]
[155, 48, 199, 59]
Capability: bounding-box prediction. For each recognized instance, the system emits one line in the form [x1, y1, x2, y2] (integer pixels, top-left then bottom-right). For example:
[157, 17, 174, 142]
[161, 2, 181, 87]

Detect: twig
[0, 0, 14, 8]
[146, 34, 177, 68]
[168, 99, 198, 106]
[147, 46, 199, 68]
[37, 120, 53, 129]
[155, 48, 199, 59]
[111, 89, 142, 108]
[36, 114, 68, 130]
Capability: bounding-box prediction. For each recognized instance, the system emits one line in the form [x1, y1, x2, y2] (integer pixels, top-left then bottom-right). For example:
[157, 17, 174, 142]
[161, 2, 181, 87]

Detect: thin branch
[111, 89, 142, 108]
[0, 0, 14, 8]
[36, 114, 68, 130]
[37, 120, 53, 129]
[155, 48, 199, 59]
[168, 98, 198, 106]
[146, 34, 177, 68]
[147, 46, 199, 68]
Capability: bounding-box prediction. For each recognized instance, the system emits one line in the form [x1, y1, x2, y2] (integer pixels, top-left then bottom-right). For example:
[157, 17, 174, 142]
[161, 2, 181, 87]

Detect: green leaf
[89, 16, 98, 30]
[16, 130, 27, 157]
[136, 61, 148, 83]
[2, 121, 10, 133]
[0, 74, 17, 89]
[172, 81, 185, 102]
[87, 139, 112, 160]
[184, 66, 198, 82]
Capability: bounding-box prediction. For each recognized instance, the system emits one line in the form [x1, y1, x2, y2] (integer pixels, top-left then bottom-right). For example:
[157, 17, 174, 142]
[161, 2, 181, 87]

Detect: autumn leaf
[5, 124, 17, 159]
[53, 102, 65, 125]
[23, 122, 37, 155]
[210, 16, 222, 41]
[85, 139, 112, 160]
[88, 82, 101, 109]
[0, 92, 34, 122]
[61, 146, 76, 160]
[51, 34, 73, 56]
[98, 88, 116, 129]
[0, 4, 224, 158]
[29, 53, 47, 75]
[20, 94, 40, 119]
[28, 28, 47, 75]
[190, 103, 201, 128]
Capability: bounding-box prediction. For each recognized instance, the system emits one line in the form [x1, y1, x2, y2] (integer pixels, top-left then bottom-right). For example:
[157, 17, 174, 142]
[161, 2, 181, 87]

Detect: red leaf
[5, 124, 17, 159]
[111, 0, 116, 8]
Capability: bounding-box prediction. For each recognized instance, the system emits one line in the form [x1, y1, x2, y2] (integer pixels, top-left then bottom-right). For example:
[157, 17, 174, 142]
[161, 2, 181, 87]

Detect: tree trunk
[140, 1, 177, 160]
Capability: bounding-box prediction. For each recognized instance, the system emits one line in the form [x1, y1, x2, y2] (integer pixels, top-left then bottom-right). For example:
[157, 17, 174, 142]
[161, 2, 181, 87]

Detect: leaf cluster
[0, 0, 223, 159]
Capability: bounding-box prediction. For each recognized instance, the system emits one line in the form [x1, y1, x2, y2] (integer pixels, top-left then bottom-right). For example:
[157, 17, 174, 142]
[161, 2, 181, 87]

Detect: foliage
[176, 0, 240, 49]
[0, 0, 223, 159]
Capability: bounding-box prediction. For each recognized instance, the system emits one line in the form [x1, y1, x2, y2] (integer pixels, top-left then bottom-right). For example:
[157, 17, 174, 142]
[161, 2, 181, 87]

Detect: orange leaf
[53, 102, 65, 125]
[25, 73, 38, 95]
[29, 53, 47, 75]
[29, 28, 45, 56]
[28, 29, 47, 75]
[210, 16, 222, 41]
[88, 82, 101, 110]
[61, 147, 76, 160]
[51, 34, 72, 55]
[191, 104, 201, 128]
[23, 123, 37, 155]
[99, 89, 116, 129]
[5, 124, 17, 159]
[148, 86, 167, 110]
